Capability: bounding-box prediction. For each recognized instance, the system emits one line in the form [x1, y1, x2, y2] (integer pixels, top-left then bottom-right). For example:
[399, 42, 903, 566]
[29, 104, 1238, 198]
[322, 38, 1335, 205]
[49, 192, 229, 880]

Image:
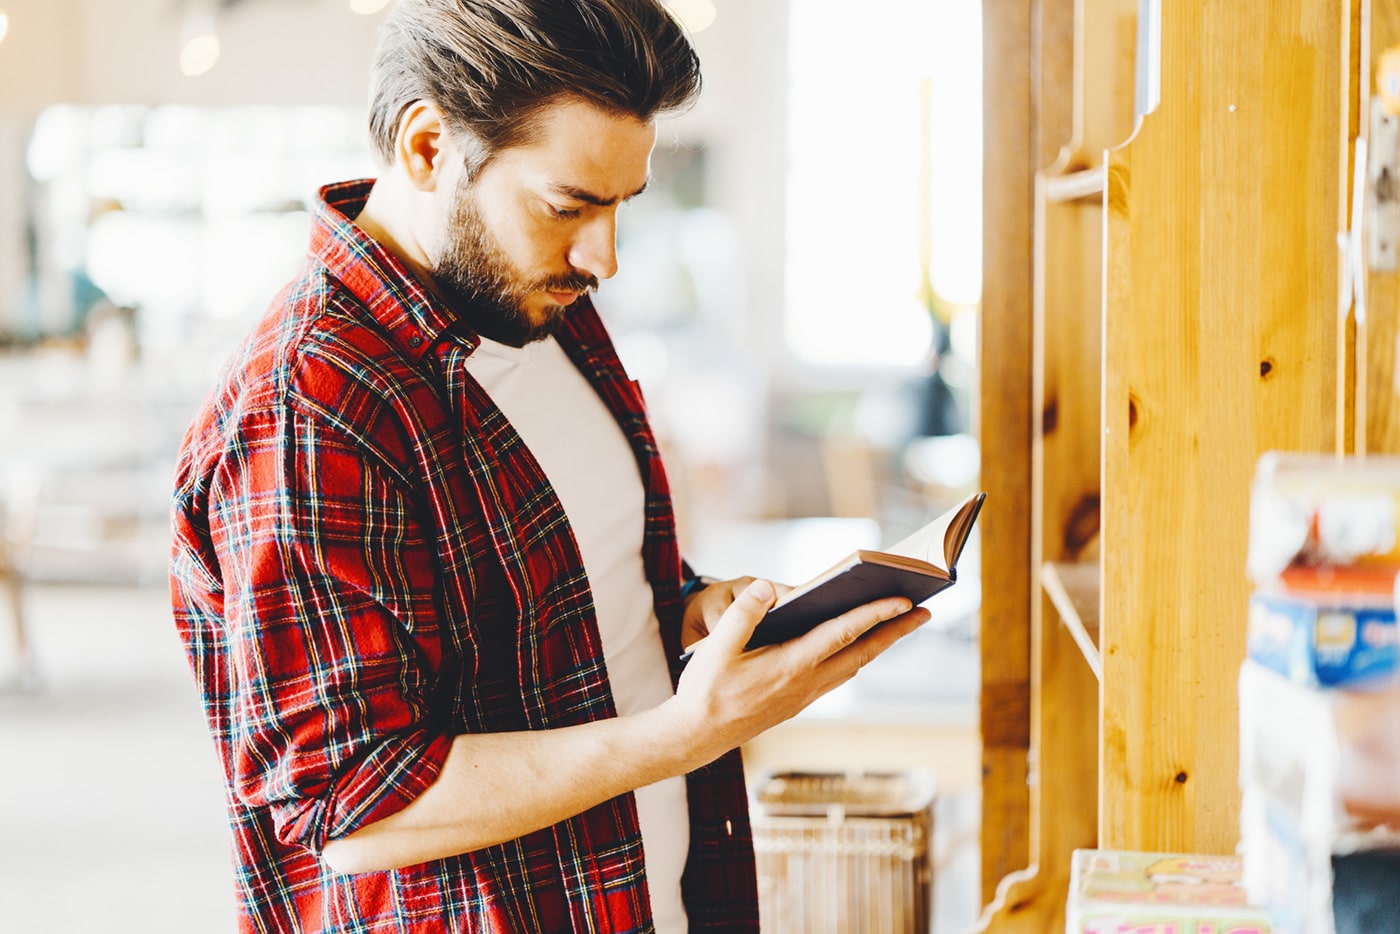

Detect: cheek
[474, 182, 542, 245]
[506, 218, 563, 269]
[488, 205, 565, 273]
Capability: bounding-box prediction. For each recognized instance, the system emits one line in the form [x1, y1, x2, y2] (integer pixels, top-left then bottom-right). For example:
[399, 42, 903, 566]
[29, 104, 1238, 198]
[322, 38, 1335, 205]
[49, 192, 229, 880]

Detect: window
[785, 0, 983, 369]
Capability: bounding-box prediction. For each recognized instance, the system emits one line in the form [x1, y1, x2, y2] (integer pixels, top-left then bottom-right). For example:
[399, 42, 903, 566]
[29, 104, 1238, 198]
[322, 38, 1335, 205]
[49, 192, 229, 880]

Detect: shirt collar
[309, 179, 473, 362]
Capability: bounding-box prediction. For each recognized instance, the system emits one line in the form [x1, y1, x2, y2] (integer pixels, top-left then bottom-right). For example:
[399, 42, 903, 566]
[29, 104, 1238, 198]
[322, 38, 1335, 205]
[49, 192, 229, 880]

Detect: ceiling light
[181, 35, 221, 77]
[180, 1, 220, 77]
[349, 0, 392, 14]
[666, 0, 717, 34]
[0, 10, 10, 46]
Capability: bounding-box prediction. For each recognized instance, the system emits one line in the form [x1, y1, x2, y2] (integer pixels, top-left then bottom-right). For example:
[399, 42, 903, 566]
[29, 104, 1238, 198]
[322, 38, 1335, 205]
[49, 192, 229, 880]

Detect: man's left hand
[680, 576, 791, 654]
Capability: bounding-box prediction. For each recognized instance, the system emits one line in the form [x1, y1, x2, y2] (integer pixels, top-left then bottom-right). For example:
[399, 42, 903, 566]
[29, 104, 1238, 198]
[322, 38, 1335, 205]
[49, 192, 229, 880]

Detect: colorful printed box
[1066, 849, 1271, 934]
[1247, 590, 1398, 688]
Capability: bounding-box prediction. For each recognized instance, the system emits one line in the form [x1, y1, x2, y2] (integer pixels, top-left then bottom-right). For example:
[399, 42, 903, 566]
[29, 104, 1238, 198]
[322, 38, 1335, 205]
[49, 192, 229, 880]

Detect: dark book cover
[745, 491, 986, 650]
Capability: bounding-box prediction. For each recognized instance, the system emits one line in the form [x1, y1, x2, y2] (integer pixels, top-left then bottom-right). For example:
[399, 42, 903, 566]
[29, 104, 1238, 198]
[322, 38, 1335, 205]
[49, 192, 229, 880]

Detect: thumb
[706, 578, 777, 656]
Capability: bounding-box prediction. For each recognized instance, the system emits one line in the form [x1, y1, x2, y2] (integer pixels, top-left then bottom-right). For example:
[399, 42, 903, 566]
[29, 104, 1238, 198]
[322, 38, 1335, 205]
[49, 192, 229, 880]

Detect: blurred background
[0, 0, 984, 930]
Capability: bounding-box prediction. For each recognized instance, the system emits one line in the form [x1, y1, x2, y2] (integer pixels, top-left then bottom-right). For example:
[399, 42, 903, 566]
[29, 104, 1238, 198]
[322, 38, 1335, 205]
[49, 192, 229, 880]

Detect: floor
[0, 583, 981, 933]
[0, 584, 237, 932]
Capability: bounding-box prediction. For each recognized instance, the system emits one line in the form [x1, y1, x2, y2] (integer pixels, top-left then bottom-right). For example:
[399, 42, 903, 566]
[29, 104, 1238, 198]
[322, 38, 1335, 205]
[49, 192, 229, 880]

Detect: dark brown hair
[368, 0, 702, 171]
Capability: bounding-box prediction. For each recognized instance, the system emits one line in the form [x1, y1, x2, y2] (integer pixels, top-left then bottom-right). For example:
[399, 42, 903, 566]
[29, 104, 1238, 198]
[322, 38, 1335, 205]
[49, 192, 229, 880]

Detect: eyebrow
[549, 177, 651, 207]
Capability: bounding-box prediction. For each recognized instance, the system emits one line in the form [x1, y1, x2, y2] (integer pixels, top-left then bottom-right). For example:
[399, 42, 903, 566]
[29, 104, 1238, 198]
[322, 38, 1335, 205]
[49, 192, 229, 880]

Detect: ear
[394, 101, 450, 192]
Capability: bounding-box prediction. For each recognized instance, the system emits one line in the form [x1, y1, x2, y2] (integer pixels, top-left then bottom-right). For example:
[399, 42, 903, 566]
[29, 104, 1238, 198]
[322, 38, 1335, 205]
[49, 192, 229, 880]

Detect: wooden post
[1100, 0, 1347, 853]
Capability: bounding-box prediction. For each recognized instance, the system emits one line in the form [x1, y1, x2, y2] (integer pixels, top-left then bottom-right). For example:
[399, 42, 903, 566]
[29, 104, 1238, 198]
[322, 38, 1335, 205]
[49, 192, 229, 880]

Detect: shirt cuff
[272, 729, 455, 854]
[680, 574, 718, 600]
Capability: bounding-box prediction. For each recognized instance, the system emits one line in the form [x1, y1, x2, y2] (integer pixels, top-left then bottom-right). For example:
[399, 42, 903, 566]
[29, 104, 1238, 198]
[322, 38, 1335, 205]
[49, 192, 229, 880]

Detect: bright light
[666, 0, 717, 34]
[785, 0, 983, 367]
[349, 0, 391, 13]
[180, 35, 221, 77]
[0, 11, 10, 46]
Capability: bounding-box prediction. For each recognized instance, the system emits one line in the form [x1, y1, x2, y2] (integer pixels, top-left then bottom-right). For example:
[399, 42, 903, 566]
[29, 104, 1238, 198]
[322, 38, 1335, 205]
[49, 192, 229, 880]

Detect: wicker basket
[750, 770, 937, 933]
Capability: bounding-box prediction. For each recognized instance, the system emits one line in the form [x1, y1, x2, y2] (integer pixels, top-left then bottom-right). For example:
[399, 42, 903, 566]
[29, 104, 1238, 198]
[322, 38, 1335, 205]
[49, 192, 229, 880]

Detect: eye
[547, 203, 583, 220]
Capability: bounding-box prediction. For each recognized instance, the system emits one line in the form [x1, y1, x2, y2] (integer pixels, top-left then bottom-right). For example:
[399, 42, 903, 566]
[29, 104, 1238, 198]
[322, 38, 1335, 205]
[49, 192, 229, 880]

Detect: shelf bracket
[1368, 107, 1400, 272]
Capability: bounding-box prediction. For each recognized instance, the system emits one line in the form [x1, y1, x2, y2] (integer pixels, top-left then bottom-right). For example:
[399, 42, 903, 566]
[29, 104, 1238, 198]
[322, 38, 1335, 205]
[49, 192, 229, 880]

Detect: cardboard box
[1066, 849, 1271, 934]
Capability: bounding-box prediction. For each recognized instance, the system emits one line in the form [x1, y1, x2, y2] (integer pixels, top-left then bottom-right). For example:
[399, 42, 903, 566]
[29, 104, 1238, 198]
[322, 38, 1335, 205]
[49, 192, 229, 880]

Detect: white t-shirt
[463, 334, 690, 933]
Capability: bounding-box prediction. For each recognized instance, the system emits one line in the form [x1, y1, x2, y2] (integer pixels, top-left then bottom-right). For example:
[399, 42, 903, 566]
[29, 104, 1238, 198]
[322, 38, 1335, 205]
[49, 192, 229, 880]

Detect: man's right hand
[322, 578, 928, 874]
[668, 578, 931, 770]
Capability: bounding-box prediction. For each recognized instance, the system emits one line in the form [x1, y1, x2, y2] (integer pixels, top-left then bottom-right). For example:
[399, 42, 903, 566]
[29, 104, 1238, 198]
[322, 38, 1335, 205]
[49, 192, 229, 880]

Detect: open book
[744, 491, 986, 650]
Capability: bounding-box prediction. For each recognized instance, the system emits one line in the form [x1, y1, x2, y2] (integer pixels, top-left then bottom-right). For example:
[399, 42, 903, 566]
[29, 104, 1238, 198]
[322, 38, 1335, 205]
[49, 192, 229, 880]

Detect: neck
[353, 177, 440, 292]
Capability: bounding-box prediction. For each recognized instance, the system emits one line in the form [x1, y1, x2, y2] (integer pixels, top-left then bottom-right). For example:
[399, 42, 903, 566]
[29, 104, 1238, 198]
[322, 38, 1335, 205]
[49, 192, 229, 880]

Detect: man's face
[429, 99, 657, 346]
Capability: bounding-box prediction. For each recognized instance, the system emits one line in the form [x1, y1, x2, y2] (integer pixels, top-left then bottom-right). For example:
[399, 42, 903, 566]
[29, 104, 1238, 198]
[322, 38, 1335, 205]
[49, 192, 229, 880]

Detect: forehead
[492, 99, 657, 199]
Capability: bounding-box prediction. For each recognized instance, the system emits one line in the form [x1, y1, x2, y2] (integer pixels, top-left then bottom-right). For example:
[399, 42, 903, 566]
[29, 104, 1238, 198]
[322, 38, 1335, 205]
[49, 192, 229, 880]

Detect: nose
[567, 211, 619, 281]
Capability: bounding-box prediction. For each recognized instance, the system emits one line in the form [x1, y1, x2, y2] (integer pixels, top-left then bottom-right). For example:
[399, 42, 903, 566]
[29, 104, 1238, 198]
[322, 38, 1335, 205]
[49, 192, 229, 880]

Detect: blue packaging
[1248, 591, 1398, 687]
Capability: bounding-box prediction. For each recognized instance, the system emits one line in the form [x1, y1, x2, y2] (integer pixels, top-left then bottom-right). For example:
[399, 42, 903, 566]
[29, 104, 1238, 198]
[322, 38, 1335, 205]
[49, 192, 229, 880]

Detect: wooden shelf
[1043, 166, 1107, 204]
[980, 1, 1358, 925]
[1041, 561, 1102, 681]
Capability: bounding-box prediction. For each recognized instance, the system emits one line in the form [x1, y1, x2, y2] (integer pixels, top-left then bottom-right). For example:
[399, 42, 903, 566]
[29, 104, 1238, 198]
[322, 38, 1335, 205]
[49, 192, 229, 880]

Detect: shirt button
[409, 335, 423, 348]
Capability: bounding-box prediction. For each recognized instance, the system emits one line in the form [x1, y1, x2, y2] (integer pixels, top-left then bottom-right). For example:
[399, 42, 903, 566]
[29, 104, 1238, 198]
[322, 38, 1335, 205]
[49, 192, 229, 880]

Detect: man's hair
[368, 0, 702, 171]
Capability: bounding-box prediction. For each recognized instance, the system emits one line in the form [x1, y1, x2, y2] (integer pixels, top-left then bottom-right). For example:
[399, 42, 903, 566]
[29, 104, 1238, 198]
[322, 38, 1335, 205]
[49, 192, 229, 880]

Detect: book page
[885, 492, 985, 571]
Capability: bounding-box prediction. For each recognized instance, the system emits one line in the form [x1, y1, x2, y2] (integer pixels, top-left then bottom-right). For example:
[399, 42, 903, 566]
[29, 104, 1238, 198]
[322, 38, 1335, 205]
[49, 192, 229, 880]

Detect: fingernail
[747, 579, 775, 601]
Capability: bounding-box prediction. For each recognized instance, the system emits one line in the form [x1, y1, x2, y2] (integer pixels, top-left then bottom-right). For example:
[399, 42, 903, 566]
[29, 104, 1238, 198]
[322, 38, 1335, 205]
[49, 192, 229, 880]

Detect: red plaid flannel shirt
[170, 180, 759, 932]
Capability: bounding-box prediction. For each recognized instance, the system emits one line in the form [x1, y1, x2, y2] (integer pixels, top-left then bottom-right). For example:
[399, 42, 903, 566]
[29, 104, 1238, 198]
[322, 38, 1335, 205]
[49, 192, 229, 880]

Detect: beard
[430, 182, 598, 347]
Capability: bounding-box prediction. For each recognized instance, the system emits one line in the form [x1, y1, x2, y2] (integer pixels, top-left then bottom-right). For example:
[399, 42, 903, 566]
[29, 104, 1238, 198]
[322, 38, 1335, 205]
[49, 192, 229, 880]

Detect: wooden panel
[1036, 191, 1105, 573]
[1068, 0, 1139, 168]
[979, 0, 1037, 906]
[978, 0, 1134, 924]
[975, 174, 1105, 934]
[1367, 0, 1400, 452]
[975, 586, 1100, 932]
[1341, 0, 1362, 454]
[1029, 585, 1101, 929]
[1101, 0, 1345, 853]
[1042, 561, 1102, 680]
[1036, 0, 1077, 171]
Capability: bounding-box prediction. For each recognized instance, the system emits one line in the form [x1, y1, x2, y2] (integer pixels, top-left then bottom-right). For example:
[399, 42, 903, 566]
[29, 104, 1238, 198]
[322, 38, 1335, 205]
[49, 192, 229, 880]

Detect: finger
[706, 578, 778, 656]
[821, 607, 932, 675]
[697, 577, 755, 630]
[799, 596, 918, 664]
[727, 576, 758, 594]
[681, 620, 709, 652]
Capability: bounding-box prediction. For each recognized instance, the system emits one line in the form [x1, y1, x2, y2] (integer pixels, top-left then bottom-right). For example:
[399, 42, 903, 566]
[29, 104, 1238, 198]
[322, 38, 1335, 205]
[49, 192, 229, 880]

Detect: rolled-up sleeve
[212, 402, 454, 854]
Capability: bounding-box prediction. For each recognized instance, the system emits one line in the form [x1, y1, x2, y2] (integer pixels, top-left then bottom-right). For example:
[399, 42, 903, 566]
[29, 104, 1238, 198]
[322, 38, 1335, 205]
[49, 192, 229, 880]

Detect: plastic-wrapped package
[1248, 452, 1400, 595]
[1247, 590, 1398, 688]
[1238, 660, 1400, 933]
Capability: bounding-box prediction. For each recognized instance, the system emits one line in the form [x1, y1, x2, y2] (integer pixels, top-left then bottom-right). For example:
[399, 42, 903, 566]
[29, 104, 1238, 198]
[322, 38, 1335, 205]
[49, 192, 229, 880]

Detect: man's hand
[323, 577, 928, 873]
[670, 578, 931, 770]
[680, 575, 791, 652]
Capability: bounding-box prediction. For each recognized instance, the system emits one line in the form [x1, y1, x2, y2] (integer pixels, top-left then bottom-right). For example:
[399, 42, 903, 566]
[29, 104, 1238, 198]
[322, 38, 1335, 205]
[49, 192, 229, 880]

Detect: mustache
[538, 272, 599, 294]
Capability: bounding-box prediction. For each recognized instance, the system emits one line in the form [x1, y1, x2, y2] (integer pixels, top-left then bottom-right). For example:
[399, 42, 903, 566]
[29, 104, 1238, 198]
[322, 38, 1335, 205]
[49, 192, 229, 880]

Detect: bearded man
[169, 2, 929, 931]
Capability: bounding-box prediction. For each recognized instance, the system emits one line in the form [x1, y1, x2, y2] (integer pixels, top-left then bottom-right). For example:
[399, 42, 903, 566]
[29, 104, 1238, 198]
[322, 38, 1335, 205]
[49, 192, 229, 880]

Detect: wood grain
[976, 583, 1100, 933]
[1037, 0, 1077, 171]
[979, 0, 1037, 907]
[1101, 0, 1346, 853]
[1366, 0, 1400, 452]
[979, 0, 1134, 926]
[1042, 561, 1102, 680]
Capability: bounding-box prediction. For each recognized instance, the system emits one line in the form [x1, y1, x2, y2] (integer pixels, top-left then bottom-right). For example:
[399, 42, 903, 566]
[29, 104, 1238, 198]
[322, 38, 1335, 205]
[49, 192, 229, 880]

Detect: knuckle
[840, 618, 869, 646]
